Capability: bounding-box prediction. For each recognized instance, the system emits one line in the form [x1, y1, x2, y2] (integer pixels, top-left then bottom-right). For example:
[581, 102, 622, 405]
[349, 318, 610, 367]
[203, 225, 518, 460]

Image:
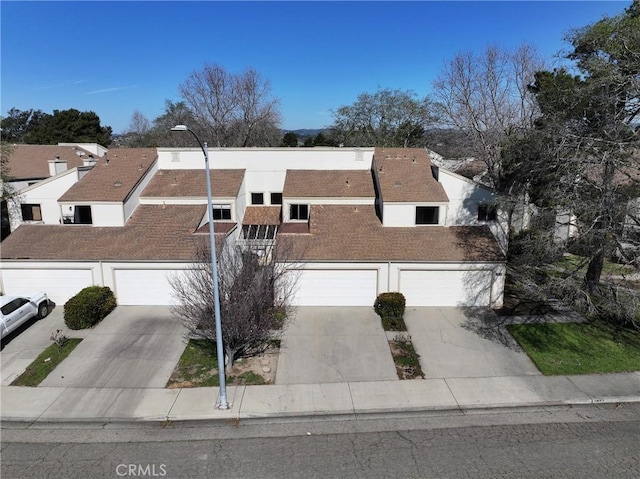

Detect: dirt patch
[228, 348, 279, 385]
[389, 339, 425, 380]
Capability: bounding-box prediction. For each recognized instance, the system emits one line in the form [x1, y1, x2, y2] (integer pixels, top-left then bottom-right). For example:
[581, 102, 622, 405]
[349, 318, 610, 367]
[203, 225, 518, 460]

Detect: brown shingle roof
[58, 148, 157, 202]
[283, 170, 375, 198]
[374, 147, 449, 202]
[0, 205, 218, 261]
[141, 169, 245, 198]
[6, 145, 95, 180]
[243, 206, 281, 225]
[278, 205, 503, 262]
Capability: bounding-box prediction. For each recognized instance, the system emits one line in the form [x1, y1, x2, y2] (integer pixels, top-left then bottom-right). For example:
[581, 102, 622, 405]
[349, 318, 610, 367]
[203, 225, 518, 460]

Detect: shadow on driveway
[404, 307, 540, 379]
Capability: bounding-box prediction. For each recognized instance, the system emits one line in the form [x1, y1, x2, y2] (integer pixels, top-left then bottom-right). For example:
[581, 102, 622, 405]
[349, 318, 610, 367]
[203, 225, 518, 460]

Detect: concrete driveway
[404, 307, 540, 379]
[37, 306, 187, 388]
[276, 307, 398, 385]
[1, 305, 93, 385]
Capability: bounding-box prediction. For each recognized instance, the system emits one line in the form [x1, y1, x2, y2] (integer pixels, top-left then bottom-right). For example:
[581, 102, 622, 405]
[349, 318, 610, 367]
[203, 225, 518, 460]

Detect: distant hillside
[283, 129, 328, 138]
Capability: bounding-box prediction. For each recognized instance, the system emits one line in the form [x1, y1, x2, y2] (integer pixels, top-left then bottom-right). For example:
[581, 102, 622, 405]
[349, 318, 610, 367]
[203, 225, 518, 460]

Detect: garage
[293, 269, 378, 306]
[399, 269, 493, 307]
[1, 268, 93, 304]
[113, 269, 184, 305]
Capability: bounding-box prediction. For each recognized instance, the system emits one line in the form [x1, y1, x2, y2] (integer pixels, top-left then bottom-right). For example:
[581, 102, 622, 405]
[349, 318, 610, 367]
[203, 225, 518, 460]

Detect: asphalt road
[2, 404, 639, 479]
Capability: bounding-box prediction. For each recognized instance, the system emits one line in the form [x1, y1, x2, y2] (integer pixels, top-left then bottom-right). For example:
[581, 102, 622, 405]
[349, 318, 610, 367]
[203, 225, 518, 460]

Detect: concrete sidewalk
[1, 372, 638, 423]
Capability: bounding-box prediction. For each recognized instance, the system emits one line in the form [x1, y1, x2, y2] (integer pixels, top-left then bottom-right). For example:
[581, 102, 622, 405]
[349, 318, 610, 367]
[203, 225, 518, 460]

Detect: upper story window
[251, 193, 264, 205]
[242, 224, 278, 240]
[416, 206, 439, 225]
[477, 204, 497, 222]
[74, 205, 93, 225]
[290, 204, 309, 221]
[21, 204, 42, 222]
[212, 204, 232, 220]
[270, 192, 283, 205]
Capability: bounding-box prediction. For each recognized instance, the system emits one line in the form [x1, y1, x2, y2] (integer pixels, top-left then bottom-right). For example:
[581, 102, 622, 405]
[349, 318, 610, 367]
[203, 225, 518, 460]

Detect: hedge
[374, 292, 406, 330]
[64, 286, 117, 330]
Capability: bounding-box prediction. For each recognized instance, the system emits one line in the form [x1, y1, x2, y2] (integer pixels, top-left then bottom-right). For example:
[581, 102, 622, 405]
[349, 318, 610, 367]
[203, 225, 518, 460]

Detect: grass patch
[557, 254, 637, 276]
[389, 334, 425, 379]
[11, 338, 82, 387]
[508, 320, 640, 375]
[167, 339, 220, 388]
[166, 339, 275, 388]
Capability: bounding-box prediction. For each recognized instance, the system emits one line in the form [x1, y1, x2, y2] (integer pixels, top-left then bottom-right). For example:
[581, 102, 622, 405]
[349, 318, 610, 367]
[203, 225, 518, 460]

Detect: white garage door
[1, 268, 93, 304]
[114, 269, 184, 305]
[294, 270, 378, 306]
[400, 270, 493, 307]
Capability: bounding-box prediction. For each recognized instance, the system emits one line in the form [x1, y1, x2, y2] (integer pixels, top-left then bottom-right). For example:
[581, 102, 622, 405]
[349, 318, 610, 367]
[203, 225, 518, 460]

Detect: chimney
[48, 156, 68, 176]
[83, 154, 97, 167]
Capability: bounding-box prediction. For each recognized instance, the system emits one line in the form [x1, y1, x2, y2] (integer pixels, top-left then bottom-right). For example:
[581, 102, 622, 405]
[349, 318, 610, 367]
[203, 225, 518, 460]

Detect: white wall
[438, 169, 496, 225]
[123, 160, 158, 221]
[0, 261, 191, 305]
[157, 147, 375, 171]
[382, 202, 447, 227]
[92, 204, 126, 226]
[8, 169, 81, 231]
[0, 261, 102, 304]
[389, 262, 506, 308]
[244, 170, 286, 204]
[438, 169, 509, 252]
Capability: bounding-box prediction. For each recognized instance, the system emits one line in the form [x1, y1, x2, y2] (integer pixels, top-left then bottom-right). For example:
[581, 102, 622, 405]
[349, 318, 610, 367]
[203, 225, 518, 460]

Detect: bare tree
[170, 239, 299, 372]
[124, 110, 152, 147]
[179, 63, 282, 147]
[432, 44, 545, 191]
[329, 88, 438, 147]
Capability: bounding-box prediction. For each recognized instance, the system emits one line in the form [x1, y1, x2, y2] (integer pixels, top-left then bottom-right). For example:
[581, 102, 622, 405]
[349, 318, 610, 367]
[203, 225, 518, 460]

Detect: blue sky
[1, 1, 629, 134]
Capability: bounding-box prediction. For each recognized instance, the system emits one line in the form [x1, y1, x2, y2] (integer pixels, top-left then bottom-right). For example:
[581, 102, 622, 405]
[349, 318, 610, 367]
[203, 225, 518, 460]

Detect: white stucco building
[1, 147, 506, 308]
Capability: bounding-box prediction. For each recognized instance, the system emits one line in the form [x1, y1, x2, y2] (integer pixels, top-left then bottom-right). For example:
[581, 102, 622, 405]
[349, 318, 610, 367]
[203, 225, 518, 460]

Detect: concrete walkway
[1, 306, 638, 423]
[1, 372, 638, 422]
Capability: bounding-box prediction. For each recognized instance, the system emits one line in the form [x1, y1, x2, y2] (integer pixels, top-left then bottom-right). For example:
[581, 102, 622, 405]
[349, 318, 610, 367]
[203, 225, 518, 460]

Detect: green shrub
[64, 286, 117, 330]
[374, 292, 406, 330]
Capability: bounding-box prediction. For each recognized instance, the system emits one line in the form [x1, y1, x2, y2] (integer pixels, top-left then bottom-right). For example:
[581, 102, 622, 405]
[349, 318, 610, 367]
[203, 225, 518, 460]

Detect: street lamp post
[171, 125, 228, 410]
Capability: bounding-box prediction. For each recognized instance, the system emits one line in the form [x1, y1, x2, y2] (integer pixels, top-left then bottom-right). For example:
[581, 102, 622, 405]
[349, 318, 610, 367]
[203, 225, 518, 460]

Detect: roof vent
[345, 178, 350, 185]
[138, 164, 144, 171]
[113, 181, 122, 187]
[172, 177, 178, 186]
[394, 181, 402, 187]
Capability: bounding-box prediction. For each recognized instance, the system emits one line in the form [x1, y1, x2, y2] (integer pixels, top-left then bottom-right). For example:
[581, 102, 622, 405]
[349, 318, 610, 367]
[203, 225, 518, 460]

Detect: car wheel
[37, 302, 49, 319]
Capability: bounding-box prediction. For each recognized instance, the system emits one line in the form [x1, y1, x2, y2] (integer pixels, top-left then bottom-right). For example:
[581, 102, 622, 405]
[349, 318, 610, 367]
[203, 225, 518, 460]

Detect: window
[251, 193, 264, 205]
[416, 206, 439, 225]
[212, 204, 232, 220]
[270, 192, 283, 205]
[74, 205, 93, 225]
[21, 204, 42, 221]
[478, 204, 497, 222]
[242, 224, 277, 240]
[290, 204, 309, 221]
[1, 298, 28, 316]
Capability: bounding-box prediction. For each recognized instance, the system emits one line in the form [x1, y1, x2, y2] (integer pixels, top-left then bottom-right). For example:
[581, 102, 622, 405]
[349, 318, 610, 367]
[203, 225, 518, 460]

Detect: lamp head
[170, 125, 188, 132]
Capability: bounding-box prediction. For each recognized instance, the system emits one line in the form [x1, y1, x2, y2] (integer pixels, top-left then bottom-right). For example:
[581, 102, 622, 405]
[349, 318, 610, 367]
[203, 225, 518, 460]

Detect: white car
[0, 292, 50, 339]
